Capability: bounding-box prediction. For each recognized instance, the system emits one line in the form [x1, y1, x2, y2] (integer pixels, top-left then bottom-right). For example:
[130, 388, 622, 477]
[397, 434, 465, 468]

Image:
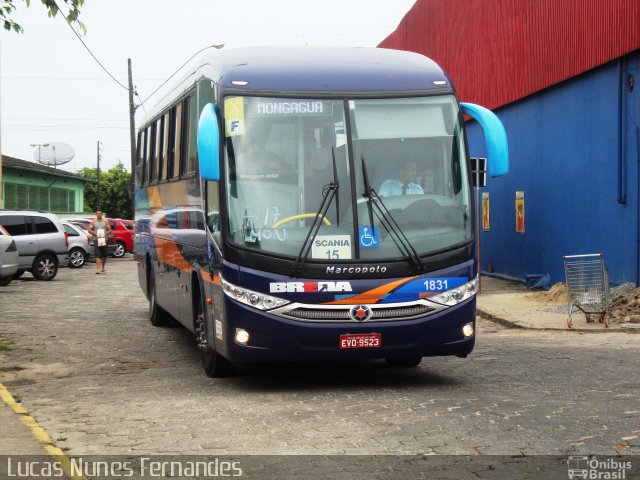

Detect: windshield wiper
[360, 155, 425, 272]
[291, 148, 340, 276]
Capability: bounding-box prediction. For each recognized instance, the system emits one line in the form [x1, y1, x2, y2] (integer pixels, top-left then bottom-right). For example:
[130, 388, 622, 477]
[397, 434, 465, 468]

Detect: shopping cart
[563, 254, 609, 329]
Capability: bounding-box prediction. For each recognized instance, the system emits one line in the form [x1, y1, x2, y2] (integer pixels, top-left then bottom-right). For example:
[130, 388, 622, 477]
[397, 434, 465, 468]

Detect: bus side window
[186, 95, 198, 174]
[173, 103, 183, 178]
[147, 124, 156, 184]
[162, 112, 170, 180]
[168, 107, 177, 179]
[206, 181, 220, 235]
[135, 130, 145, 186]
[155, 117, 164, 183]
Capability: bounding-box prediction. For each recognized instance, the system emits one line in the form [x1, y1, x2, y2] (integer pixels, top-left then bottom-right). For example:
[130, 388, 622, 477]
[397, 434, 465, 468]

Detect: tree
[79, 163, 132, 219]
[1, 0, 85, 33]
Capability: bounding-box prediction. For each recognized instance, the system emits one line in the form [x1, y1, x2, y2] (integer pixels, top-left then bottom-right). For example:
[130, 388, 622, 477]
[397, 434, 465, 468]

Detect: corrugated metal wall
[379, 0, 640, 110]
[464, 53, 640, 285]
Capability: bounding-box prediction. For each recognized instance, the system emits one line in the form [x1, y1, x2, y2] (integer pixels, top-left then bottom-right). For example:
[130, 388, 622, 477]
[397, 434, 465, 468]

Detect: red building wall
[379, 0, 640, 110]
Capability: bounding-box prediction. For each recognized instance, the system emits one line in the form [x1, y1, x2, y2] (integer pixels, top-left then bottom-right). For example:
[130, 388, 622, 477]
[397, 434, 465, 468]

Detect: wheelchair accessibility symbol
[358, 226, 380, 249]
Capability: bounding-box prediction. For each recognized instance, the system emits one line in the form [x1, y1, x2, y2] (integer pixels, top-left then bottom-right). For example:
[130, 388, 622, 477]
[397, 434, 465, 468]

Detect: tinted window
[0, 215, 29, 236]
[206, 181, 220, 234]
[145, 126, 153, 184]
[162, 112, 170, 180]
[63, 224, 79, 236]
[110, 221, 117, 230]
[136, 130, 145, 186]
[32, 216, 58, 234]
[150, 122, 158, 183]
[186, 95, 198, 173]
[172, 103, 183, 178]
[71, 220, 91, 229]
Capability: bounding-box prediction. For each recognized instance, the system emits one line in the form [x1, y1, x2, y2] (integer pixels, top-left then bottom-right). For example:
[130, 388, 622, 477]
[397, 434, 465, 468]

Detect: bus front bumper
[216, 297, 476, 363]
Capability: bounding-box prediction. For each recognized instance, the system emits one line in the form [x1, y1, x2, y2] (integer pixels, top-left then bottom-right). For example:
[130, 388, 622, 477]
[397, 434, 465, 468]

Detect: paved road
[0, 260, 638, 461]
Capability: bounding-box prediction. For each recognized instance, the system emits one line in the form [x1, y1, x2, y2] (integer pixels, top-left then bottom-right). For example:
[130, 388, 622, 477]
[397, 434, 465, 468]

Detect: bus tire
[194, 287, 234, 378]
[148, 270, 173, 327]
[385, 356, 422, 368]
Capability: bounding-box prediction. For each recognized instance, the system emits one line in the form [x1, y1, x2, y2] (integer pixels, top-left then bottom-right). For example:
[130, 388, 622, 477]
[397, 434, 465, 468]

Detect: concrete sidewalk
[476, 275, 636, 332]
[0, 392, 47, 454]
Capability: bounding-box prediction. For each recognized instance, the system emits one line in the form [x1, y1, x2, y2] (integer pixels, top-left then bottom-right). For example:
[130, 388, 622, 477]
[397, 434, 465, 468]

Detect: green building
[1, 155, 88, 216]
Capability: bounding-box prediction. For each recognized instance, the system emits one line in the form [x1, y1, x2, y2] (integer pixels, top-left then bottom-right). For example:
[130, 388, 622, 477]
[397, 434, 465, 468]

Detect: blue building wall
[466, 51, 640, 286]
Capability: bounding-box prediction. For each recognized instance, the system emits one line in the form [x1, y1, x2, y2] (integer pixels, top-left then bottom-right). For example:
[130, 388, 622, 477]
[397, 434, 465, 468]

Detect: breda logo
[269, 281, 353, 293]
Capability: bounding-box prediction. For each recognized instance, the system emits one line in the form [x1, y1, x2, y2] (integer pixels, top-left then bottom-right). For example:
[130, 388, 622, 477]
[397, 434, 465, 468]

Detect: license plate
[339, 333, 381, 349]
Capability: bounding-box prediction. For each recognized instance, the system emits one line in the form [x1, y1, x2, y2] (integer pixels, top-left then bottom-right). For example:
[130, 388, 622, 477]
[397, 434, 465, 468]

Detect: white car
[61, 222, 92, 268]
[0, 225, 19, 286]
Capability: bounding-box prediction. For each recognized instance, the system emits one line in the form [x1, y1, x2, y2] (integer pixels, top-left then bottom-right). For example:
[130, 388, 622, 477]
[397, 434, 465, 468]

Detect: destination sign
[254, 100, 333, 116]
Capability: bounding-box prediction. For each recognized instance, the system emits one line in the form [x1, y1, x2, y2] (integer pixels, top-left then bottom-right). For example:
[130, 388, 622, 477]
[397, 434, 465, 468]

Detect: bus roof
[143, 47, 453, 123]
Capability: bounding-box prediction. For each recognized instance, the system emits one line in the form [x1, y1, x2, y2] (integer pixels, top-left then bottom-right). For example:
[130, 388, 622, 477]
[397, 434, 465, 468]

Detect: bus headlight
[220, 276, 289, 311]
[429, 277, 478, 306]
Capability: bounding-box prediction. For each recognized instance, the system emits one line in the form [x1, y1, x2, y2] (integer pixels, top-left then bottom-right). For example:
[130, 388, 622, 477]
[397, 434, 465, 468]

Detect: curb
[476, 308, 637, 334]
[0, 383, 87, 480]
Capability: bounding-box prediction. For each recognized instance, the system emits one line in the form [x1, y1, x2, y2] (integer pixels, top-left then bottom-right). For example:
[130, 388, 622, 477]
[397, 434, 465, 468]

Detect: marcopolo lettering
[325, 266, 387, 274]
[270, 281, 352, 293]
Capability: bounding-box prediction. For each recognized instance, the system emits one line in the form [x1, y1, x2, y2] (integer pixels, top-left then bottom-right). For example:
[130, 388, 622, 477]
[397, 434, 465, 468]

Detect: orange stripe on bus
[323, 277, 417, 305]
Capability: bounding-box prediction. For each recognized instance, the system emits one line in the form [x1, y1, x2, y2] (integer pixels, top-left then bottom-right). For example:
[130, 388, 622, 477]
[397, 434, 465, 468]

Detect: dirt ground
[525, 282, 640, 324]
[525, 283, 568, 304]
[609, 288, 640, 323]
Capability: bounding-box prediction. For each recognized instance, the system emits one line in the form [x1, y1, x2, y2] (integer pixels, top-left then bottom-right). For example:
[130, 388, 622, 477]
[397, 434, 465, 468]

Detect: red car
[68, 217, 133, 258]
[108, 218, 134, 258]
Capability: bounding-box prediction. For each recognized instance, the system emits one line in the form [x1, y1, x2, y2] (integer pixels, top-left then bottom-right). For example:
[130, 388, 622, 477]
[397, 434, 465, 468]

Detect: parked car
[61, 222, 92, 268]
[62, 221, 117, 267]
[67, 218, 92, 230]
[68, 217, 117, 254]
[108, 218, 134, 258]
[0, 210, 69, 280]
[0, 225, 19, 286]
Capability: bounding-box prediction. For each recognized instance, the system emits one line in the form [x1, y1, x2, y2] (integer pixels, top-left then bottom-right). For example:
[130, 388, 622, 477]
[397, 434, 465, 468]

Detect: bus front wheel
[195, 290, 234, 378]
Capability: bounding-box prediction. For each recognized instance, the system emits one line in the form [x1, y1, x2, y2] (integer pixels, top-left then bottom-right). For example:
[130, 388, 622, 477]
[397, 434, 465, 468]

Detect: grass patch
[0, 335, 16, 352]
[0, 365, 24, 373]
[12, 393, 22, 403]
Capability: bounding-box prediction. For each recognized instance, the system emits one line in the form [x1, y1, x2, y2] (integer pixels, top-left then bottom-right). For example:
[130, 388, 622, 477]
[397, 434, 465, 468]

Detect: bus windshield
[223, 95, 471, 262]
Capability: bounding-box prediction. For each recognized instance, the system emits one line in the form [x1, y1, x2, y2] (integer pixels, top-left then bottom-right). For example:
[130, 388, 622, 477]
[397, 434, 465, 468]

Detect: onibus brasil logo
[567, 456, 632, 479]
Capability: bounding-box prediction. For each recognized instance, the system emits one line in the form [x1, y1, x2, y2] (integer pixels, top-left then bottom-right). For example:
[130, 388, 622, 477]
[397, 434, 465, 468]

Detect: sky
[0, 0, 416, 174]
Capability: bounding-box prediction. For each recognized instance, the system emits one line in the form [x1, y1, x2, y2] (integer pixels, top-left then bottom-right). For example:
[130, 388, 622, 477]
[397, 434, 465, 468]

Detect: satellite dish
[33, 142, 75, 167]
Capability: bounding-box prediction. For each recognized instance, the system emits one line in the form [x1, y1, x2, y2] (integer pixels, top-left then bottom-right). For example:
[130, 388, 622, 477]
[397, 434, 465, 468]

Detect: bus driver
[378, 160, 424, 196]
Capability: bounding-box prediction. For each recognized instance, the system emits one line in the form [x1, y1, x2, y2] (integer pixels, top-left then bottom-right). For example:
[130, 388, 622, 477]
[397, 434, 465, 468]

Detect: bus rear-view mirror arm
[461, 103, 509, 177]
[197, 103, 221, 182]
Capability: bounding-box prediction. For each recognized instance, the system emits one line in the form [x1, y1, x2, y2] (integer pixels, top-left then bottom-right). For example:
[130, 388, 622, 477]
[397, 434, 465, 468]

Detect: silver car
[0, 225, 19, 286]
[0, 210, 69, 281]
[62, 222, 92, 268]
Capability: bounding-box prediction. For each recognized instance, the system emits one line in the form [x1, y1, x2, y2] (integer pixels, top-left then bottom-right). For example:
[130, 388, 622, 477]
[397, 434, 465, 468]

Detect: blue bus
[134, 47, 508, 377]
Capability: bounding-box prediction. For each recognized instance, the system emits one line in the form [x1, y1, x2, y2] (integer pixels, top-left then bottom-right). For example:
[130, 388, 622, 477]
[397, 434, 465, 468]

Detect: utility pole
[127, 58, 136, 219]
[96, 141, 101, 210]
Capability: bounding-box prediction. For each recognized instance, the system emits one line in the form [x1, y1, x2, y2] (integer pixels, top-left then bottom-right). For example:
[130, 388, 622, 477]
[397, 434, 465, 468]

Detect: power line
[102, 143, 131, 153]
[54, 1, 129, 92]
[138, 43, 224, 108]
[134, 91, 147, 114]
[3, 116, 127, 121]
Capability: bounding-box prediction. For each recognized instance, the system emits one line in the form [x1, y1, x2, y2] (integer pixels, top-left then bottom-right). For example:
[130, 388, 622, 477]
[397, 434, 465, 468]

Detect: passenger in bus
[235, 142, 288, 175]
[378, 160, 424, 196]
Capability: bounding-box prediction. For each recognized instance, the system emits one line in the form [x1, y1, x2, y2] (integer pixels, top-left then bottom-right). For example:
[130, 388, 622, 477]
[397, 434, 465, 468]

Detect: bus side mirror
[197, 103, 221, 181]
[461, 103, 508, 177]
